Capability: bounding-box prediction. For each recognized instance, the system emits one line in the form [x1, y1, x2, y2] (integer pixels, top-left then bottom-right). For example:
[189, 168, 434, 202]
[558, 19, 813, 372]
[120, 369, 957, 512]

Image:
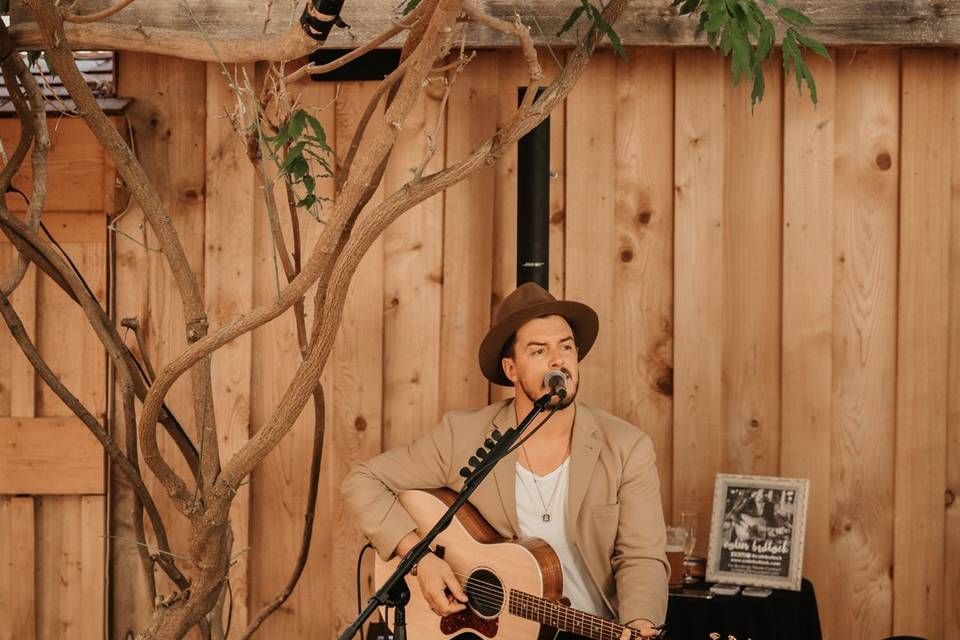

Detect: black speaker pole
[516, 87, 550, 290]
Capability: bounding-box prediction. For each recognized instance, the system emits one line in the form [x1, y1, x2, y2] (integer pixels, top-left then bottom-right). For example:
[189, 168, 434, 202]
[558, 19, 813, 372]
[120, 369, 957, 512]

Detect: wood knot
[355, 416, 367, 432]
[620, 249, 634, 263]
[875, 152, 892, 171]
[655, 368, 673, 396]
[750, 419, 760, 428]
[550, 209, 565, 224]
[946, 489, 956, 508]
[637, 210, 652, 225]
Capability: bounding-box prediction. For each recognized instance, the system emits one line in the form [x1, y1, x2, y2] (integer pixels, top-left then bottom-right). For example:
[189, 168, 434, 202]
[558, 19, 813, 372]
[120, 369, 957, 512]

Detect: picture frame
[705, 474, 810, 591]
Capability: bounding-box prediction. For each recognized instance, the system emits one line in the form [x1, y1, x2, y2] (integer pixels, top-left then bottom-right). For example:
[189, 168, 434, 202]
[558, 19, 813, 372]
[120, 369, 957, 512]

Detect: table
[664, 578, 822, 640]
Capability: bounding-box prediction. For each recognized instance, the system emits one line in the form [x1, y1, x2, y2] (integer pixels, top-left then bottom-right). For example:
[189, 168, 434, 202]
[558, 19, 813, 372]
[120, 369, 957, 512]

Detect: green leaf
[730, 30, 751, 86]
[762, 0, 778, 6]
[289, 157, 310, 179]
[777, 7, 812, 26]
[557, 2, 587, 36]
[288, 110, 308, 141]
[750, 64, 766, 106]
[400, 0, 420, 16]
[720, 28, 734, 56]
[704, 9, 728, 33]
[302, 174, 316, 194]
[297, 194, 317, 209]
[678, 0, 703, 16]
[595, 12, 628, 60]
[797, 33, 831, 59]
[756, 19, 775, 60]
[798, 59, 819, 104]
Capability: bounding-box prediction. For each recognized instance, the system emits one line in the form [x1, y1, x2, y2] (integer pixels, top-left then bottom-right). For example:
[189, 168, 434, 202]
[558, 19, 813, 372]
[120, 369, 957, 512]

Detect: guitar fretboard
[508, 589, 641, 640]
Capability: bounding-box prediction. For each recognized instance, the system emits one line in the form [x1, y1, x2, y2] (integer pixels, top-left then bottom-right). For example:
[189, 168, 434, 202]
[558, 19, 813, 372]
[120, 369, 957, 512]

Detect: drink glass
[665, 526, 687, 589]
[679, 510, 697, 583]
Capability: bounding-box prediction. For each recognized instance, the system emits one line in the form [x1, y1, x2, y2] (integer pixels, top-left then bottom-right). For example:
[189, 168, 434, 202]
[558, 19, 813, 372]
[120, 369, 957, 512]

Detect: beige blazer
[341, 399, 669, 625]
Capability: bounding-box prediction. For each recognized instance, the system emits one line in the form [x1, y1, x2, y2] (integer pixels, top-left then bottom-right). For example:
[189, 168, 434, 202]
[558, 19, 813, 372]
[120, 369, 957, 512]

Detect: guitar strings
[413, 570, 634, 640]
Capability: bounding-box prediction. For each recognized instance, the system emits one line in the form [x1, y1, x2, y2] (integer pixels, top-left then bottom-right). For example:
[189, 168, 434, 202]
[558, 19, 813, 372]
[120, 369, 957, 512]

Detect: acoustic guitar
[373, 488, 650, 640]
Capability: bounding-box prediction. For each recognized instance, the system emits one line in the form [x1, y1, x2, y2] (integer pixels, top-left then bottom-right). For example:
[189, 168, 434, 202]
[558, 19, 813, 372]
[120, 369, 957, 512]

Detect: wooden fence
[0, 46, 957, 640]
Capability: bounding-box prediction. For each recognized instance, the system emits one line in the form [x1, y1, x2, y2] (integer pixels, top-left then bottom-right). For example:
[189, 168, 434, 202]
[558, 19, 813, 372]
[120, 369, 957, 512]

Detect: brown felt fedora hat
[479, 282, 599, 387]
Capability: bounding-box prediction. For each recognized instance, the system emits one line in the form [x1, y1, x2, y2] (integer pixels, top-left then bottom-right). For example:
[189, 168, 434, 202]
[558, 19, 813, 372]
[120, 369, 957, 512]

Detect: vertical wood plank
[80, 496, 105, 640]
[780, 52, 837, 636]
[0, 496, 36, 640]
[382, 85, 445, 448]
[831, 48, 899, 640]
[548, 66, 567, 301]
[204, 61, 256, 631]
[440, 53, 498, 414]
[612, 49, 675, 518]
[8, 264, 36, 417]
[946, 50, 960, 640]
[722, 58, 783, 477]
[114, 53, 207, 625]
[565, 51, 616, 410]
[894, 48, 952, 638]
[672, 49, 726, 533]
[36, 497, 82, 639]
[326, 79, 386, 636]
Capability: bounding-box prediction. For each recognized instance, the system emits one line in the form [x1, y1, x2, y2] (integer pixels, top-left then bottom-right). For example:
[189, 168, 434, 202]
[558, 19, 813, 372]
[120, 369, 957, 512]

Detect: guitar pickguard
[439, 609, 499, 638]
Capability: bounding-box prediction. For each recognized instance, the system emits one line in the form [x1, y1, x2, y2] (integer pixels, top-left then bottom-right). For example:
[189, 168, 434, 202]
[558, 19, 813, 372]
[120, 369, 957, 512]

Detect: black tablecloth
[664, 579, 821, 640]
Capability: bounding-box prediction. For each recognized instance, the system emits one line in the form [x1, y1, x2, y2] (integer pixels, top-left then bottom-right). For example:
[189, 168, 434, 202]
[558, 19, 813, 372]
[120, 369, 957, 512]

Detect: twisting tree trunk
[0, 0, 629, 636]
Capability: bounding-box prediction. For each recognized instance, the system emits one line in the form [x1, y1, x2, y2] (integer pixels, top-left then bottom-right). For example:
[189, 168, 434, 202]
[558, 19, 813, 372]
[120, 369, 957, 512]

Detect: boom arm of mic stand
[337, 391, 557, 640]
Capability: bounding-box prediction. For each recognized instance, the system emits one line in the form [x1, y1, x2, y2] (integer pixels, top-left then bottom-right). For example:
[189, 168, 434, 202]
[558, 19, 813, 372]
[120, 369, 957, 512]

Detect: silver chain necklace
[519, 446, 566, 522]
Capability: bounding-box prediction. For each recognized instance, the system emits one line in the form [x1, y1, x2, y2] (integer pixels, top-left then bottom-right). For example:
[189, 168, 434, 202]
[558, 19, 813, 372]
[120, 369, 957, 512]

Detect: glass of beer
[666, 526, 688, 589]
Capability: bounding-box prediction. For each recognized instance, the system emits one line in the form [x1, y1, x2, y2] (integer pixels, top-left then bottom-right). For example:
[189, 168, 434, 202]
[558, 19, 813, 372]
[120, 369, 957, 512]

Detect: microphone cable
[355, 542, 374, 640]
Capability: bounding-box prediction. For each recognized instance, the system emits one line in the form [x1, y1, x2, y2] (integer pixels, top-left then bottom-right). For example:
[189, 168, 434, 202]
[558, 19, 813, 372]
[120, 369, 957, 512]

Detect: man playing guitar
[342, 283, 669, 639]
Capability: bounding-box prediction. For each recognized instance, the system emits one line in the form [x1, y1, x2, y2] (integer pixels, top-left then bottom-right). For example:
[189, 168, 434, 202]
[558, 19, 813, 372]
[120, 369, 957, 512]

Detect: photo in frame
[706, 474, 810, 591]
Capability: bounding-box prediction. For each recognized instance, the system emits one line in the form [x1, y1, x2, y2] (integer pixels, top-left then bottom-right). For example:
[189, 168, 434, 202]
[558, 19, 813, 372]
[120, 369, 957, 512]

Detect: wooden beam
[9, 0, 960, 61]
[0, 416, 105, 494]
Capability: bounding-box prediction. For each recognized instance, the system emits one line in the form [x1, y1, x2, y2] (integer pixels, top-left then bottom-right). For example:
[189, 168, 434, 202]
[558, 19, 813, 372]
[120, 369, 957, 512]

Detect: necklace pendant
[542, 513, 551, 523]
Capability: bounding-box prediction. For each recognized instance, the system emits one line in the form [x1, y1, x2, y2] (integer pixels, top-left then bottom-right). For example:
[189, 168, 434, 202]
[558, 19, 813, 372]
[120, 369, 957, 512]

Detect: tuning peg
[491, 430, 502, 441]
[469, 456, 481, 468]
[475, 447, 488, 459]
[459, 466, 471, 478]
[484, 438, 495, 449]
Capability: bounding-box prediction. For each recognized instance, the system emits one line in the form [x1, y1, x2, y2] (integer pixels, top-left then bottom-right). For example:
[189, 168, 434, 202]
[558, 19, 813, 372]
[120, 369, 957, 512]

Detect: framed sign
[706, 474, 809, 590]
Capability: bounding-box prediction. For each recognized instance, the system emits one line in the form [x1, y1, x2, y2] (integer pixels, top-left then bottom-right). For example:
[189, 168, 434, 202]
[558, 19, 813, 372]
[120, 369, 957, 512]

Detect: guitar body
[373, 489, 563, 640]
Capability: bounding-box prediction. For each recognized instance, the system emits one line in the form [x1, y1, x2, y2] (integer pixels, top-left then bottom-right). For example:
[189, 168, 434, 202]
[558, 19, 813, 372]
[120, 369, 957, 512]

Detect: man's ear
[501, 357, 518, 383]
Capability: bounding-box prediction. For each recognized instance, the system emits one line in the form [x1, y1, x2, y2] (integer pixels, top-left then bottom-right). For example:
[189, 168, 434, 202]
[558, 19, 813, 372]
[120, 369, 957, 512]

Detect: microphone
[543, 369, 568, 399]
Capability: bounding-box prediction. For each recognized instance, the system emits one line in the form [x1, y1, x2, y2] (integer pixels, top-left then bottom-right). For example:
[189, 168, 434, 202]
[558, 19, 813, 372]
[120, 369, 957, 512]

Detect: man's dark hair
[500, 334, 518, 361]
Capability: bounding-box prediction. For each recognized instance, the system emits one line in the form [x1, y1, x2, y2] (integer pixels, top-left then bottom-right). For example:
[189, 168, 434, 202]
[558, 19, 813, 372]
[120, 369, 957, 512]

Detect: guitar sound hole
[465, 568, 504, 617]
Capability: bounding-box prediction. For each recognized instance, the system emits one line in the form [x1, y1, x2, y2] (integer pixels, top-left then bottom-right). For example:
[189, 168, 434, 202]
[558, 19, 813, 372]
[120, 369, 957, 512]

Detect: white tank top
[515, 459, 611, 618]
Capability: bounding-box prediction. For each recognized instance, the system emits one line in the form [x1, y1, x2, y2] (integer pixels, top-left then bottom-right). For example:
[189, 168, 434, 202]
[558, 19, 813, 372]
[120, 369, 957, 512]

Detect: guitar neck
[508, 589, 641, 640]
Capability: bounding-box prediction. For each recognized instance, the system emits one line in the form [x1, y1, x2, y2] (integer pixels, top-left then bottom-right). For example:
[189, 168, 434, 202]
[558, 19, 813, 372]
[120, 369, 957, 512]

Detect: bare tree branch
[27, 0, 219, 506]
[0, 289, 189, 590]
[62, 0, 139, 24]
[0, 20, 49, 296]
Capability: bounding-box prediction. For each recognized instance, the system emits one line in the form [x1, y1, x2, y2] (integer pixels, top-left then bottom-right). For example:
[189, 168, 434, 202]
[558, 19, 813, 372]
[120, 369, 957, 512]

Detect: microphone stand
[338, 388, 561, 640]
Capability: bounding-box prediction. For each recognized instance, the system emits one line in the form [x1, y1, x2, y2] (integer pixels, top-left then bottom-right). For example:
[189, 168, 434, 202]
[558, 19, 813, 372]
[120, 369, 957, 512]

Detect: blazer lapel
[491, 400, 521, 537]
[566, 404, 601, 537]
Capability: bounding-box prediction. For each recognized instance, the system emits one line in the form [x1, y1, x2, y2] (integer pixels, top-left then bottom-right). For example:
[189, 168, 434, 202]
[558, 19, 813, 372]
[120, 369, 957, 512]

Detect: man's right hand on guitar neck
[397, 532, 469, 617]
